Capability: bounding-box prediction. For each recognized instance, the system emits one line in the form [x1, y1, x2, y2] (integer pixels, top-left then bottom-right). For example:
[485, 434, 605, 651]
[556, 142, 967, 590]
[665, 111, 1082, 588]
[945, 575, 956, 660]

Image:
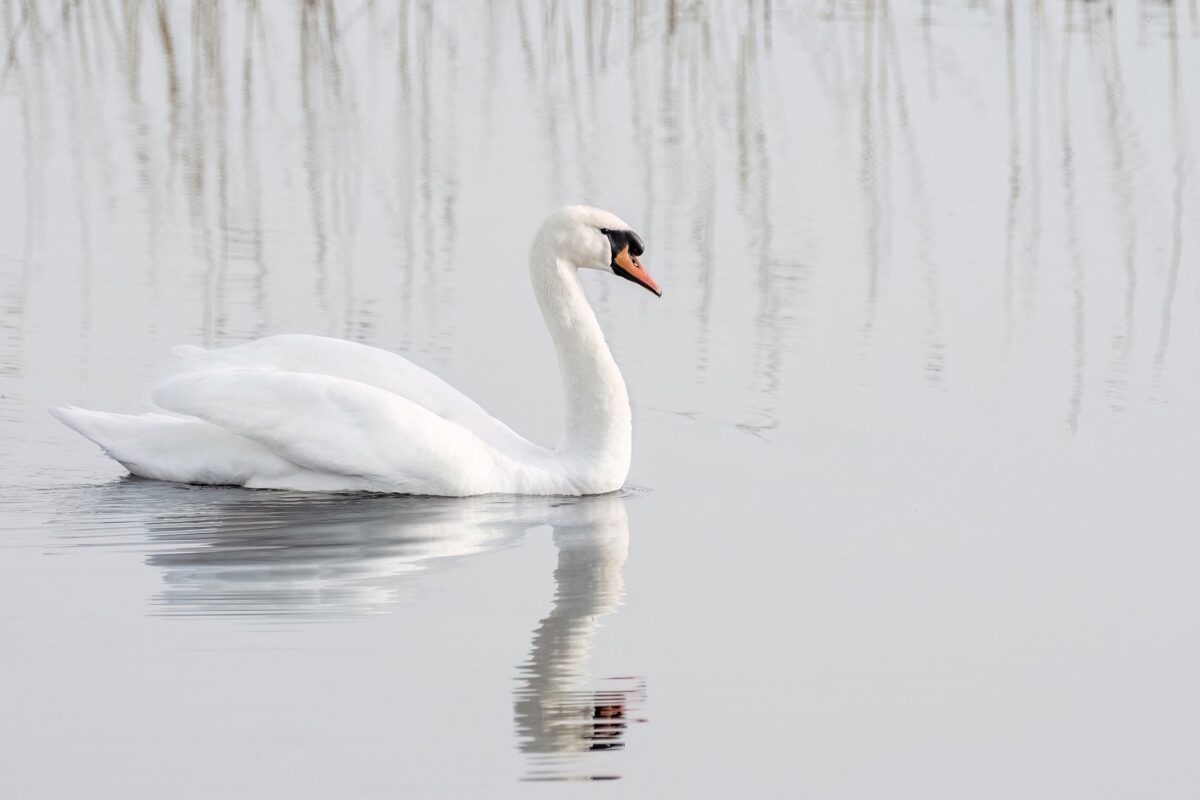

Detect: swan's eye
[599, 228, 611, 235]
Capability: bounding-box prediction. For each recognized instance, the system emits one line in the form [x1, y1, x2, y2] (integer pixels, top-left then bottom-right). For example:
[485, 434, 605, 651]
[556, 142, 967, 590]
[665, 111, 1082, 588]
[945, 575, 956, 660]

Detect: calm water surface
[2, 1, 1199, 796]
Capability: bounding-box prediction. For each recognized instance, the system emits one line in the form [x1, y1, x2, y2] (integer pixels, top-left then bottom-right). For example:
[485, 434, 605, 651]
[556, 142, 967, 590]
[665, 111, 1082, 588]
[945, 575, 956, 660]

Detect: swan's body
[52, 206, 661, 495]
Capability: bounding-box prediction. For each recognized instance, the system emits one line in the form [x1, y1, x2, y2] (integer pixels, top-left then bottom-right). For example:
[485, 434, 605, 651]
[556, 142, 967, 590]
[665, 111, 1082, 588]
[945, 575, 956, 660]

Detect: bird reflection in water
[56, 480, 646, 780]
[139, 488, 523, 618]
[512, 497, 646, 781]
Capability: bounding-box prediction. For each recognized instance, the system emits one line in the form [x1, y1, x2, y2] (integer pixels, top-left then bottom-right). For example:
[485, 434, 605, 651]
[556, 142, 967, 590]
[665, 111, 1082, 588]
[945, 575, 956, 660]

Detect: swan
[51, 206, 661, 496]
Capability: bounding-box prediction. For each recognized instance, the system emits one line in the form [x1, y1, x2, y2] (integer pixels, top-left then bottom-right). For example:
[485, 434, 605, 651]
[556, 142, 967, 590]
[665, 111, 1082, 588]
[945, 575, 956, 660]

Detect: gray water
[2, 1, 1199, 796]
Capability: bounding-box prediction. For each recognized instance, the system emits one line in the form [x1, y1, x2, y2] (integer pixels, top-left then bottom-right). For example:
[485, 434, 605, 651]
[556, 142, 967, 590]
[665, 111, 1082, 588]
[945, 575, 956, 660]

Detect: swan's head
[536, 206, 662, 297]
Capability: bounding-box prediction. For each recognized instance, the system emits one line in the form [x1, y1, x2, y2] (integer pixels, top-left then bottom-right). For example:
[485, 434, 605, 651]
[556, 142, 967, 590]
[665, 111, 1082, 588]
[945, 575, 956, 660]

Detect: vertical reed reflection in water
[921, 0, 936, 99]
[240, 0, 267, 336]
[122, 0, 161, 296]
[628, 1, 653, 235]
[676, 5, 718, 384]
[1060, 0, 1086, 434]
[415, 0, 441, 361]
[1023, 0, 1046, 323]
[155, 0, 184, 219]
[300, 0, 366, 337]
[435, 0, 459, 356]
[0, 0, 40, 380]
[1155, 0, 1191, 385]
[61, 0, 96, 366]
[1005, 0, 1021, 348]
[390, 0, 416, 351]
[192, 0, 229, 343]
[884, 0, 942, 383]
[859, 0, 883, 344]
[300, 0, 329, 322]
[737, 7, 784, 434]
[0, 1, 1198, 437]
[1098, 0, 1140, 411]
[559, 2, 595, 201]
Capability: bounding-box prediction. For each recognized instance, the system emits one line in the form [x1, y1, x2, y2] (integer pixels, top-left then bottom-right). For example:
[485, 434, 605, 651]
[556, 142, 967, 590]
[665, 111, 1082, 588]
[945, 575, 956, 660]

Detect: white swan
[51, 206, 661, 496]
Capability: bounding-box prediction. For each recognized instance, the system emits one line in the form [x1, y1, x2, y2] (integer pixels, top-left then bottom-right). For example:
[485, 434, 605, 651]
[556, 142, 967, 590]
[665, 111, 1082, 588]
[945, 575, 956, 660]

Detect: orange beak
[614, 246, 662, 297]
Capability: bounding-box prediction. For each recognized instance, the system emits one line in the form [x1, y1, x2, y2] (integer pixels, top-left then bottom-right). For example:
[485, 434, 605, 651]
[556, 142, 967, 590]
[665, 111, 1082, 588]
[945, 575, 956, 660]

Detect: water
[2, 1, 1199, 795]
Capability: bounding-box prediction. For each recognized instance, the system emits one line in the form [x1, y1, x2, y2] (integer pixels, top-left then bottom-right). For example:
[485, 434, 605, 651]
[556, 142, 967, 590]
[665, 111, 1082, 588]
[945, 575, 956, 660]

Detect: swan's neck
[531, 250, 631, 489]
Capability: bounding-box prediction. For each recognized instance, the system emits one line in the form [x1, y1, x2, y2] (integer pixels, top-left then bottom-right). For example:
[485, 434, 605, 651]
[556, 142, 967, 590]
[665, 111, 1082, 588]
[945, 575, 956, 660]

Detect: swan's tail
[49, 405, 295, 486]
[50, 406, 146, 461]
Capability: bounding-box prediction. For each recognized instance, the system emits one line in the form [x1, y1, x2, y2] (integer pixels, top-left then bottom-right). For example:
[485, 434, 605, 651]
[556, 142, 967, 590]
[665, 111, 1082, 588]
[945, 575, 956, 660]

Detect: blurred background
[1, 1, 1199, 796]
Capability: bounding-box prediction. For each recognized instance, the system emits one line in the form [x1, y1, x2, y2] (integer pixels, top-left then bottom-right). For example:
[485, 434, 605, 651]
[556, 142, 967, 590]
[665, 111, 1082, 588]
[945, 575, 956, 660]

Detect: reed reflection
[1060, 0, 1086, 435]
[1096, 2, 1140, 411]
[1154, 0, 1191, 385]
[2, 1, 1199, 435]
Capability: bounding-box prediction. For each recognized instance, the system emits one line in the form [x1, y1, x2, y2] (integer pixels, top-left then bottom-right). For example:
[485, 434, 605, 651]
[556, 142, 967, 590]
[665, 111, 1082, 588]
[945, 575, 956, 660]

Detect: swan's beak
[613, 247, 662, 297]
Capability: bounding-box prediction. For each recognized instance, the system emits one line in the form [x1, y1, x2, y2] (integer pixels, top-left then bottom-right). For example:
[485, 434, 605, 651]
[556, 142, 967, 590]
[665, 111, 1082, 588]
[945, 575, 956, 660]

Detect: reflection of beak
[613, 247, 662, 297]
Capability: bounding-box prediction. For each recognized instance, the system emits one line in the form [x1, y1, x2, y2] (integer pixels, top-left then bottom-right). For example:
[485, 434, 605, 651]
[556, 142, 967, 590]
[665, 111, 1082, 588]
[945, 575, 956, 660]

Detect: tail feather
[49, 405, 297, 486]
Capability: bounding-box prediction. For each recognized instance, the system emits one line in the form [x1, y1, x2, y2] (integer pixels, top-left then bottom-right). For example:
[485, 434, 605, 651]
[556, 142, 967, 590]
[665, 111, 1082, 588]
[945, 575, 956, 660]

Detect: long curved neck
[530, 245, 631, 485]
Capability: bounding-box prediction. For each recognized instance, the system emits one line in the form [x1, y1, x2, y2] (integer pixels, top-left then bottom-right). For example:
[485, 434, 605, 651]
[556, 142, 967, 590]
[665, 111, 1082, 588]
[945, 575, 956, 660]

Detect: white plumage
[52, 206, 661, 496]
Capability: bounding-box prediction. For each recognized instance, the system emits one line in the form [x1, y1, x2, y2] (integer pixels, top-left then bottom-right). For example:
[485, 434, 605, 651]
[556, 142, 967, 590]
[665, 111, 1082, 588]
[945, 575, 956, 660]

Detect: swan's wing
[167, 335, 540, 457]
[151, 368, 506, 495]
[48, 406, 305, 486]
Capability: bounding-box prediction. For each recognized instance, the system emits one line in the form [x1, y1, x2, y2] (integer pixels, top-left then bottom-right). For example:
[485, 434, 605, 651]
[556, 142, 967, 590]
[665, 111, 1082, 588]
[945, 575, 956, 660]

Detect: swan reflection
[142, 490, 527, 617]
[56, 480, 645, 780]
[513, 495, 646, 782]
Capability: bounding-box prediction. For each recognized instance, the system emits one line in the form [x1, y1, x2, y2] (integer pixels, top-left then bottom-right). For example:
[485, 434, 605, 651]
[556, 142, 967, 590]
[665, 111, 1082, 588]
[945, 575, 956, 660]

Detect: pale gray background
[1, 1, 1199, 796]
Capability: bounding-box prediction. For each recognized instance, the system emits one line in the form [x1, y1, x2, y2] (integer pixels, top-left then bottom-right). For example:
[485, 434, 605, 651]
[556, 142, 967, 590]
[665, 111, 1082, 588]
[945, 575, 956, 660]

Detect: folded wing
[152, 368, 508, 496]
[167, 334, 542, 458]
